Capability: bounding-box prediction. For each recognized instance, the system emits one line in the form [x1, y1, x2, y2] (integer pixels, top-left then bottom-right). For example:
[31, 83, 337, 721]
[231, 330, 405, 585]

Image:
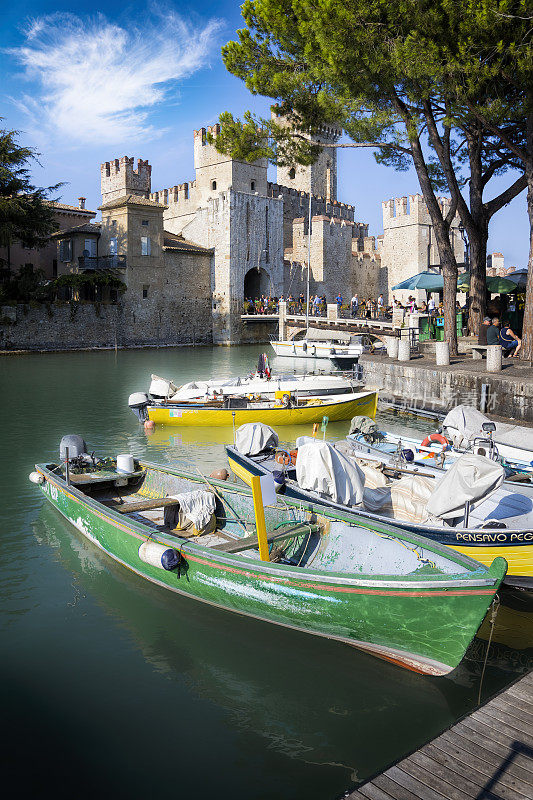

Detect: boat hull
[147, 391, 378, 427]
[34, 462, 504, 676]
[227, 448, 533, 589]
[271, 340, 362, 361]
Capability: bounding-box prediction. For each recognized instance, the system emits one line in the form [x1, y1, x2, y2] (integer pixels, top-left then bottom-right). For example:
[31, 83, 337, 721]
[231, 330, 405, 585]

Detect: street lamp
[458, 222, 469, 270]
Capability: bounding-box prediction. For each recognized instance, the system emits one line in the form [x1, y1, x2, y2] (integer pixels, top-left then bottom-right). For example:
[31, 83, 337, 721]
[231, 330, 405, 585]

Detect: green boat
[30, 441, 507, 676]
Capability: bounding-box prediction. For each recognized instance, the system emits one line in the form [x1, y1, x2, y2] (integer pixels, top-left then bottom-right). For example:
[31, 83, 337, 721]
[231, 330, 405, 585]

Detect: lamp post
[306, 168, 312, 329]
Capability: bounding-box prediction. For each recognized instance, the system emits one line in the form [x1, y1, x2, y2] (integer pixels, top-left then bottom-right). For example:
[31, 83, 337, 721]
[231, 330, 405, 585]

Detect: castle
[48, 121, 465, 345]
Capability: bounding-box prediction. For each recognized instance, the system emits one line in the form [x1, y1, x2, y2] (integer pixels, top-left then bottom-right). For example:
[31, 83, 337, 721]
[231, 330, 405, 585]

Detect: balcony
[77, 255, 127, 271]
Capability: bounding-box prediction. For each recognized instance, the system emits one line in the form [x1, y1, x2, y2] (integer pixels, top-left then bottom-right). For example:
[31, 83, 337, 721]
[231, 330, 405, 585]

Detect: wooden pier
[347, 670, 533, 800]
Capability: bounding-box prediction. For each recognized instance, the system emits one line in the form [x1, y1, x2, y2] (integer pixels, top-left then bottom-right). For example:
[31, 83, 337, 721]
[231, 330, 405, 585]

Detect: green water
[2, 345, 532, 800]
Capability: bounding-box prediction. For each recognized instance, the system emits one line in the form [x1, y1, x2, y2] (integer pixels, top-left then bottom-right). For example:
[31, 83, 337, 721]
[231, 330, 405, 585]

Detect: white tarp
[150, 374, 178, 398]
[296, 440, 365, 506]
[426, 453, 505, 519]
[169, 489, 216, 529]
[442, 404, 533, 454]
[235, 423, 279, 456]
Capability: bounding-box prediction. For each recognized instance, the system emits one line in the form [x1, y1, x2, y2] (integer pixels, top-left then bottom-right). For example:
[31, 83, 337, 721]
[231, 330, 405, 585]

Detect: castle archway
[244, 267, 271, 300]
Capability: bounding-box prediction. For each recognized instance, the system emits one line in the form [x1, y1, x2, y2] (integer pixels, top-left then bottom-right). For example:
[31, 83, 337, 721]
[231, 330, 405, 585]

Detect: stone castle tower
[380, 194, 465, 299]
[276, 122, 340, 202]
[100, 157, 152, 204]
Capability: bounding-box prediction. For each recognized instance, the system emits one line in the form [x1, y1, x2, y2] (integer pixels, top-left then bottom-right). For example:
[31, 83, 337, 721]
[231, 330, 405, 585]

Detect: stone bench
[470, 344, 502, 372]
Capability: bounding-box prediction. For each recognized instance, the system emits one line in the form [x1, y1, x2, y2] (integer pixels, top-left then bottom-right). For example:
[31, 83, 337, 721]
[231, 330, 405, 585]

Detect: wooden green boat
[30, 450, 507, 676]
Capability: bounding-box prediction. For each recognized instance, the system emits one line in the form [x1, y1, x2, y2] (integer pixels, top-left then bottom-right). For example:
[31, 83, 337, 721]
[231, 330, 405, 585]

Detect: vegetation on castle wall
[0, 263, 126, 305]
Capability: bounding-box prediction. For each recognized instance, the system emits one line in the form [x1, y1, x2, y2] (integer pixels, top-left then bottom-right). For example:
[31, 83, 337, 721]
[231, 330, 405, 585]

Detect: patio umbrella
[505, 269, 528, 290]
[392, 271, 444, 291]
[457, 272, 518, 294]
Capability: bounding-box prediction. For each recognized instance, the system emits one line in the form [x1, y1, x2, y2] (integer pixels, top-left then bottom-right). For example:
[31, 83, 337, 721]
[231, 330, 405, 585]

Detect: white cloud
[7, 8, 223, 145]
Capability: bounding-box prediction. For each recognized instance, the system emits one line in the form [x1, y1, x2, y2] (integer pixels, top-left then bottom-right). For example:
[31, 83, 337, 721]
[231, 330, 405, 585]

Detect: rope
[478, 594, 500, 705]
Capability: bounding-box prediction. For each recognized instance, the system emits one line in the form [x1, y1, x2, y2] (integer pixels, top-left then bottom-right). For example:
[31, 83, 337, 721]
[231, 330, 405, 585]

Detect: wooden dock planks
[347, 671, 533, 800]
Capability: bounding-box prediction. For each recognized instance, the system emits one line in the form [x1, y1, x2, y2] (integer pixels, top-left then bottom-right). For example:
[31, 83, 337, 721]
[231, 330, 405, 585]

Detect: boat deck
[346, 670, 533, 799]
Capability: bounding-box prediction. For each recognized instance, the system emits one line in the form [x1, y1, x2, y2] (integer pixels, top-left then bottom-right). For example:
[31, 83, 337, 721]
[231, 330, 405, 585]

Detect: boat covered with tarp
[227, 424, 533, 588]
[30, 434, 506, 676]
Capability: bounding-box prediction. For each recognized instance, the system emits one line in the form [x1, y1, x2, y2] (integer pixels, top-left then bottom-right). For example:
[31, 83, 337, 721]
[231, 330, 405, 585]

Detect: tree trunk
[467, 228, 487, 335]
[521, 167, 533, 361]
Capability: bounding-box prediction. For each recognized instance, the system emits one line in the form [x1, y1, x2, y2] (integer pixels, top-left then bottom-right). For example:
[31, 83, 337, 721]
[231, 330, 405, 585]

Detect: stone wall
[361, 355, 533, 423]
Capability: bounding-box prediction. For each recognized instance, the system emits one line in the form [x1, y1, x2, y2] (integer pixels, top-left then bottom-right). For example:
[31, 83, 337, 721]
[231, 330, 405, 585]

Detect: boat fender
[138, 542, 183, 571]
[310, 345, 316, 356]
[29, 471, 44, 484]
[302, 341, 307, 352]
[401, 449, 415, 463]
[274, 450, 298, 466]
[272, 470, 286, 492]
[144, 420, 155, 432]
[330, 347, 336, 356]
[210, 468, 229, 481]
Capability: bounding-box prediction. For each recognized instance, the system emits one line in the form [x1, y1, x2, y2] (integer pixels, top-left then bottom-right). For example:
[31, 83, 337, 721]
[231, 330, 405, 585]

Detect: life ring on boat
[281, 393, 291, 407]
[275, 449, 298, 466]
[419, 433, 449, 458]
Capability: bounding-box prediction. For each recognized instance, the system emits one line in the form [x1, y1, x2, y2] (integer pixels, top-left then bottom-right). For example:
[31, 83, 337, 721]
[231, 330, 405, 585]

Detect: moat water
[2, 344, 532, 800]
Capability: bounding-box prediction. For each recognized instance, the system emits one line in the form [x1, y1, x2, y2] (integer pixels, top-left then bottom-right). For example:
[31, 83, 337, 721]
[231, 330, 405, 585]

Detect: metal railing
[78, 255, 127, 271]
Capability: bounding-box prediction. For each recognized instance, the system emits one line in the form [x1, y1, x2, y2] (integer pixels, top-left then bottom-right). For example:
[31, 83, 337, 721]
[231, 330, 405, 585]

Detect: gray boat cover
[426, 454, 505, 520]
[305, 327, 352, 342]
[235, 423, 279, 456]
[442, 405, 533, 454]
[349, 415, 379, 437]
[296, 440, 365, 506]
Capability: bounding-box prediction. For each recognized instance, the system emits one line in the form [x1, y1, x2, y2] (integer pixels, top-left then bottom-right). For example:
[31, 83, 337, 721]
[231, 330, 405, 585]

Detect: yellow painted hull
[148, 391, 378, 427]
[451, 543, 533, 582]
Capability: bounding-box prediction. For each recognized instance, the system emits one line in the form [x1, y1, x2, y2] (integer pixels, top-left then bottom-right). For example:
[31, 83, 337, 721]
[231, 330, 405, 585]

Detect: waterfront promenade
[347, 669, 533, 799]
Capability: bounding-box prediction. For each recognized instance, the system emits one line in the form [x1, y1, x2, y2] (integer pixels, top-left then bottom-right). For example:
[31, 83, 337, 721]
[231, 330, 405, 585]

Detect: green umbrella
[392, 270, 444, 291]
[457, 272, 518, 294]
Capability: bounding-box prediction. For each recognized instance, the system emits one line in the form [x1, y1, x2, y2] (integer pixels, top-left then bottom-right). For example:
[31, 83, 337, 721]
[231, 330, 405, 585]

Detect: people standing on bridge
[351, 293, 359, 318]
[377, 294, 384, 318]
[336, 294, 343, 312]
[313, 294, 321, 317]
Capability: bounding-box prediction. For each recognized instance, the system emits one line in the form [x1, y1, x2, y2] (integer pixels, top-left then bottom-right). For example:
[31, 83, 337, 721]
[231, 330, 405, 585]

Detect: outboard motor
[128, 392, 150, 422]
[60, 435, 87, 461]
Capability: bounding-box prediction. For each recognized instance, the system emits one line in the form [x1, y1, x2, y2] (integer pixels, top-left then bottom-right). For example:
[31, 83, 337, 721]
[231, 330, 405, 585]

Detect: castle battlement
[100, 156, 152, 203]
[382, 193, 459, 227]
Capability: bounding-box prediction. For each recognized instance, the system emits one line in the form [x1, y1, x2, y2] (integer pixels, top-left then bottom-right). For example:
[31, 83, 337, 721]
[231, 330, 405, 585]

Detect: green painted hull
[33, 461, 506, 676]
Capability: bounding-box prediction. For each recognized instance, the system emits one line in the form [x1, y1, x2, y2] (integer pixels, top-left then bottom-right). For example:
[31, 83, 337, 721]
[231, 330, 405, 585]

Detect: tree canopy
[0, 125, 62, 268]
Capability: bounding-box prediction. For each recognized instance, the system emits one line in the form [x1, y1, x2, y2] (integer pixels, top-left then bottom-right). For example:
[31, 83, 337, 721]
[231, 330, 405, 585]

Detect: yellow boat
[147, 390, 378, 427]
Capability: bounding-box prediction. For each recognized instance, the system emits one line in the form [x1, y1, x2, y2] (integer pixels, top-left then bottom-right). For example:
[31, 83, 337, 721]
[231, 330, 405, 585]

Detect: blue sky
[1, 0, 528, 266]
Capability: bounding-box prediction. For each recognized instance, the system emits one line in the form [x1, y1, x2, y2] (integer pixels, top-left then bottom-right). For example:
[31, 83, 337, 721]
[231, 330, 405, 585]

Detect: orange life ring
[275, 449, 298, 466]
[419, 433, 449, 458]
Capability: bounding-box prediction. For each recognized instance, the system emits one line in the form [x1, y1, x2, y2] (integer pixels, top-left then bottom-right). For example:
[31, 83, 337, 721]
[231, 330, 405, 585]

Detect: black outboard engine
[128, 392, 150, 421]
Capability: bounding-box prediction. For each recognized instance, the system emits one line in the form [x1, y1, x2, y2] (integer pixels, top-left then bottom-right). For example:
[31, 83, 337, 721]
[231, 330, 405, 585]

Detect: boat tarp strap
[235, 422, 279, 456]
[442, 404, 533, 454]
[305, 327, 351, 343]
[296, 440, 365, 506]
[426, 453, 505, 519]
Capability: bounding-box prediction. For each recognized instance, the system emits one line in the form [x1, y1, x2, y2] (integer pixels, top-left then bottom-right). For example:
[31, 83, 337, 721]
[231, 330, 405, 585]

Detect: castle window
[211, 180, 217, 190]
[141, 236, 151, 256]
[289, 168, 296, 180]
[142, 219, 149, 226]
[109, 237, 117, 256]
[142, 284, 149, 299]
[59, 239, 72, 262]
[251, 181, 255, 191]
[110, 219, 117, 228]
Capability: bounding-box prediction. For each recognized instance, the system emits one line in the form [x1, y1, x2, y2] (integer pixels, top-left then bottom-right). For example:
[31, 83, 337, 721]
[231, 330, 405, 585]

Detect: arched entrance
[244, 267, 270, 300]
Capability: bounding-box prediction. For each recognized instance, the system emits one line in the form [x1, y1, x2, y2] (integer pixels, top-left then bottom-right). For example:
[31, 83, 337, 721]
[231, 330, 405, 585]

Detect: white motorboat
[442, 406, 533, 468]
[347, 414, 533, 496]
[128, 355, 369, 417]
[271, 328, 364, 362]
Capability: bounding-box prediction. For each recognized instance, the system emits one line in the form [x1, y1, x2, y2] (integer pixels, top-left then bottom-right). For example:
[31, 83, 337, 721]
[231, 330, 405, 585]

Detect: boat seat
[212, 522, 321, 553]
[107, 497, 181, 514]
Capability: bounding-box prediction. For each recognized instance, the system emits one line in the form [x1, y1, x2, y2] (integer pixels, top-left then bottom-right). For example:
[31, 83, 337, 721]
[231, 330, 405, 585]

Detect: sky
[1, 0, 529, 266]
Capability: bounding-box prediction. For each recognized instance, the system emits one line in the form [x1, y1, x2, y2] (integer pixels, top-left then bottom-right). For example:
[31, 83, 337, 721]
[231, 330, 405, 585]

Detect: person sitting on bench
[486, 317, 500, 345]
[477, 316, 491, 345]
[499, 320, 522, 357]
